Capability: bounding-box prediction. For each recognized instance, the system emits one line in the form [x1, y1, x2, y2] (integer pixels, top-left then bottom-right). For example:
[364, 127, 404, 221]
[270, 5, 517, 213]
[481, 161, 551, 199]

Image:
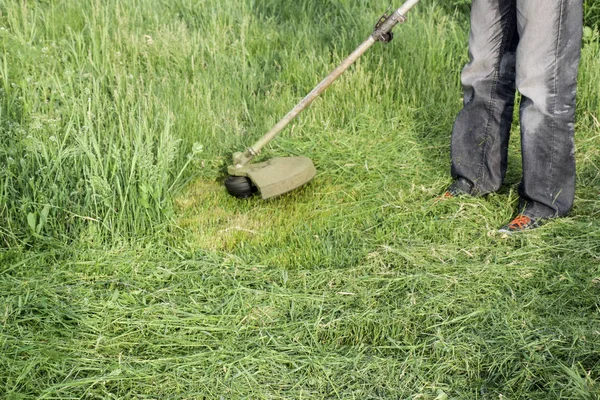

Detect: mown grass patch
[1, 241, 599, 398]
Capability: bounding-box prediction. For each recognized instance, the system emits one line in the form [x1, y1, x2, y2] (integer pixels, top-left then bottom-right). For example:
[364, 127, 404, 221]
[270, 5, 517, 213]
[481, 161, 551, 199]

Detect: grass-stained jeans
[451, 0, 583, 218]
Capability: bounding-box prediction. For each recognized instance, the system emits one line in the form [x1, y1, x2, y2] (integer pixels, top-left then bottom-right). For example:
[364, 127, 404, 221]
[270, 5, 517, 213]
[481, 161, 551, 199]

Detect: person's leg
[515, 0, 583, 218]
[450, 0, 519, 195]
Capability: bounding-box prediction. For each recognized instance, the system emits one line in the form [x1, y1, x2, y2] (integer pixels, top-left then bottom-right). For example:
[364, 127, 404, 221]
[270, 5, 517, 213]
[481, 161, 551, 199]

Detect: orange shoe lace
[508, 215, 532, 229]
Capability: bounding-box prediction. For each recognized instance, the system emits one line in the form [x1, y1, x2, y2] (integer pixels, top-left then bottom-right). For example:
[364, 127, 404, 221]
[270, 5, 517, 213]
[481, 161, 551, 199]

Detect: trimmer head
[226, 156, 316, 199]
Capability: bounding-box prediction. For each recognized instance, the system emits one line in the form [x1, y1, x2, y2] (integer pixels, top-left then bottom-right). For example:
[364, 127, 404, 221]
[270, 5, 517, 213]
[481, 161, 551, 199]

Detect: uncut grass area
[1, 0, 600, 398]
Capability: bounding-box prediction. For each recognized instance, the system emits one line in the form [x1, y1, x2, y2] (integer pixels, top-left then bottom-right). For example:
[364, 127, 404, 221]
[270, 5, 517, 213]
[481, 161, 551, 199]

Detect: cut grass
[1, 0, 599, 398]
[1, 242, 599, 398]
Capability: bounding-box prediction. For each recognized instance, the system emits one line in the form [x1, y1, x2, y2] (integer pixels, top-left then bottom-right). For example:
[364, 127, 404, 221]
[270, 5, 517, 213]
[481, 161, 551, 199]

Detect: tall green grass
[0, 0, 599, 398]
[585, 0, 600, 28]
[1, 0, 599, 245]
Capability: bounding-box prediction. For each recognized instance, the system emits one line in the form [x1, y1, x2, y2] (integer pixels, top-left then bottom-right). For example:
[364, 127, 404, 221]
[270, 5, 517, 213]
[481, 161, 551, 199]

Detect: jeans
[451, 0, 583, 218]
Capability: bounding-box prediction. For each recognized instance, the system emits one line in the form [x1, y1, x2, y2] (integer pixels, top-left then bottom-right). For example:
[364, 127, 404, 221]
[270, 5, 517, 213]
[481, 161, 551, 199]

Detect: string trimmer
[225, 0, 421, 199]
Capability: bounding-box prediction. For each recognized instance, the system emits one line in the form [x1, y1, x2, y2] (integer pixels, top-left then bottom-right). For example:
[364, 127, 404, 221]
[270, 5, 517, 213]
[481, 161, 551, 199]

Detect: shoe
[442, 178, 473, 198]
[498, 214, 540, 234]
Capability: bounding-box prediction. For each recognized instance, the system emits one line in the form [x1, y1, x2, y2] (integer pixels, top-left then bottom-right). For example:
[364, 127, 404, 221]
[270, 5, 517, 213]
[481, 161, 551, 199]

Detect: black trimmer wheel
[224, 175, 256, 199]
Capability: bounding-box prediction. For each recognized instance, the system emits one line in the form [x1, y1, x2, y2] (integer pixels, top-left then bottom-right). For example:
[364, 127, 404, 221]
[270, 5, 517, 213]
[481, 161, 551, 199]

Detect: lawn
[1, 0, 599, 398]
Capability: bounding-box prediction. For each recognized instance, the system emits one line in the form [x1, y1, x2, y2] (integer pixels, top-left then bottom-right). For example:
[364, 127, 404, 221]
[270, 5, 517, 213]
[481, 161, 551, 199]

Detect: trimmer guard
[228, 156, 316, 199]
